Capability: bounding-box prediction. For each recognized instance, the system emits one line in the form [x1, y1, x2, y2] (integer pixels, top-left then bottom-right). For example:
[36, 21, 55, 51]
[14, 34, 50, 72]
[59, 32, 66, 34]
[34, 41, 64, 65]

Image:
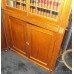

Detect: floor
[1, 49, 72, 74]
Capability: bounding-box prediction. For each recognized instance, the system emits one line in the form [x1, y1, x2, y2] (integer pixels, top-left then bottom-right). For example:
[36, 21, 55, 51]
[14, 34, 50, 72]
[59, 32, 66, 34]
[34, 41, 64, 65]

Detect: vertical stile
[21, 0, 23, 10]
[48, 0, 53, 18]
[22, 0, 26, 10]
[36, 0, 38, 14]
[37, 0, 41, 15]
[10, 0, 14, 7]
[20, 0, 22, 9]
[34, 0, 36, 13]
[52, 0, 56, 18]
[50, 0, 55, 18]
[44, 0, 47, 8]
[57, 0, 64, 20]
[14, 0, 17, 8]
[44, 0, 48, 16]
[46, 0, 50, 17]
[52, 0, 61, 19]
[47, 0, 52, 9]
[39, 0, 42, 7]
[30, 0, 31, 12]
[42, 0, 44, 8]
[26, 0, 30, 15]
[55, 0, 60, 19]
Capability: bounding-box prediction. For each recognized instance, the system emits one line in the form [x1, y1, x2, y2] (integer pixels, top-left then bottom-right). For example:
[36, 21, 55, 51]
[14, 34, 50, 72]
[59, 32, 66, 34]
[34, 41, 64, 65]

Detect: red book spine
[48, 0, 52, 9]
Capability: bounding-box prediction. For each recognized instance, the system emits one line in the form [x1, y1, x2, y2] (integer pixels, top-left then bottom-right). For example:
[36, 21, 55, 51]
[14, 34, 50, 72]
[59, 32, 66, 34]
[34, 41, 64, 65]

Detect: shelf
[30, 4, 36, 7]
[16, 1, 21, 3]
[37, 6, 59, 13]
[21, 2, 26, 4]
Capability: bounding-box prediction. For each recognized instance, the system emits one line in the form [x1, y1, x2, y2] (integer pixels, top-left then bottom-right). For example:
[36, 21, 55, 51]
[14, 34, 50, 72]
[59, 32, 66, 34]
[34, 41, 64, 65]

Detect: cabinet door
[28, 24, 56, 67]
[2, 12, 12, 48]
[9, 17, 27, 54]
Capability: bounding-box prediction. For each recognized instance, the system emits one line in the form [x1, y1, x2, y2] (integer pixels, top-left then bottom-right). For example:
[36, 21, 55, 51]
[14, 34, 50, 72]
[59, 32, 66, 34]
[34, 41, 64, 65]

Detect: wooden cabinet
[2, 0, 71, 71]
[2, 13, 57, 69]
[28, 24, 56, 67]
[4, 15, 56, 67]
[2, 11, 71, 70]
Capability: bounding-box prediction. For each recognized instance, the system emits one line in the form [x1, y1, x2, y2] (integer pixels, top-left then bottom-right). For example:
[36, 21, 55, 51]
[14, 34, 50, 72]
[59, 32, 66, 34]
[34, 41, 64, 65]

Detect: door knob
[26, 42, 29, 45]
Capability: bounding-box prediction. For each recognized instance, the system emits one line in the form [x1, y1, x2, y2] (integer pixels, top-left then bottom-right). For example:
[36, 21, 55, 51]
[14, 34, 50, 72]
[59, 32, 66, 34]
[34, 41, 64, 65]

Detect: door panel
[2, 12, 12, 48]
[29, 24, 56, 66]
[9, 17, 27, 53]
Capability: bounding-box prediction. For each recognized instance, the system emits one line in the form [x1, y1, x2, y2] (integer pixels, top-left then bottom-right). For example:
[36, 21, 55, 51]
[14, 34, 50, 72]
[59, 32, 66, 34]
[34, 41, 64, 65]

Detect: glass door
[29, 0, 62, 19]
[6, 0, 62, 19]
[7, 0, 16, 7]
[7, 0, 27, 11]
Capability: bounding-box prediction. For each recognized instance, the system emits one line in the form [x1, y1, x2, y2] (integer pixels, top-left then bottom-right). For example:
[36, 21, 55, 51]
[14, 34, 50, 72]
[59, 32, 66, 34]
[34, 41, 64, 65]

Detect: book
[44, 0, 48, 8]
[52, 11, 58, 19]
[37, 8, 41, 15]
[41, 8, 44, 15]
[21, 3, 23, 10]
[38, 0, 42, 7]
[30, 6, 32, 12]
[23, 4, 26, 10]
[9, 0, 14, 7]
[32, 7, 36, 13]
[53, 0, 60, 11]
[43, 9, 46, 16]
[46, 10, 51, 17]
[41, 0, 44, 7]
[47, 0, 52, 9]
[23, 0, 26, 3]
[31, 0, 36, 5]
[51, 0, 60, 18]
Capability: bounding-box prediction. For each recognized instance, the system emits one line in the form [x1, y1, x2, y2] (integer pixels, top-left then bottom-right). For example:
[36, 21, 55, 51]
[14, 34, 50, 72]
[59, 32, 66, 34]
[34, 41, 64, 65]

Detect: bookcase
[2, 0, 71, 71]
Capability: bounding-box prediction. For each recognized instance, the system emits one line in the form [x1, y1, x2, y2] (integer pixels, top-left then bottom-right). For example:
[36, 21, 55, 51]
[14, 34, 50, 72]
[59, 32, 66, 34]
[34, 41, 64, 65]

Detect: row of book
[30, 6, 58, 18]
[16, 2, 26, 10]
[30, 0, 61, 11]
[7, 0, 59, 19]
[7, 0, 61, 12]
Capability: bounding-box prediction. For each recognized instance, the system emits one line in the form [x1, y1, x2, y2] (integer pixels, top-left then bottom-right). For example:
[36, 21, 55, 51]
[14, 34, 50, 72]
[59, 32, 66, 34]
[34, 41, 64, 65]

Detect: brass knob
[26, 42, 29, 45]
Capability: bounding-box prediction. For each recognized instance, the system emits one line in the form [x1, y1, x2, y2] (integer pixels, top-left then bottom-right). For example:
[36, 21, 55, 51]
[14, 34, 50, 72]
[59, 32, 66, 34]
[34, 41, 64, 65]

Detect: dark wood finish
[2, 11, 71, 70]
[1, 24, 7, 49]
[2, 0, 71, 71]
[49, 33, 65, 70]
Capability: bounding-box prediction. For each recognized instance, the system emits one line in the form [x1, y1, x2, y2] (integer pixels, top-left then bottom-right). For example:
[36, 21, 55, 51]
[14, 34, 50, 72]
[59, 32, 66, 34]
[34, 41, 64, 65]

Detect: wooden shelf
[30, 4, 36, 7]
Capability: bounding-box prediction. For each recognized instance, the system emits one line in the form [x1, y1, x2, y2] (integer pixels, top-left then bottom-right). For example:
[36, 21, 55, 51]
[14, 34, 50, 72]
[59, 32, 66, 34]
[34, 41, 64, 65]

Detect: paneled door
[28, 24, 56, 67]
[9, 16, 27, 54]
